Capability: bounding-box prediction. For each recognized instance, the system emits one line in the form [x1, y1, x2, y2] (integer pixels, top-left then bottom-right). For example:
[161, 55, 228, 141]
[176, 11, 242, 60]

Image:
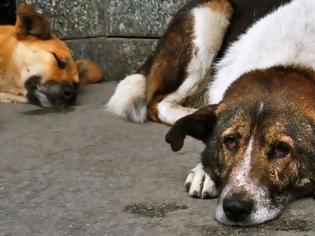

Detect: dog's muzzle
[25, 76, 78, 107]
[215, 184, 285, 226]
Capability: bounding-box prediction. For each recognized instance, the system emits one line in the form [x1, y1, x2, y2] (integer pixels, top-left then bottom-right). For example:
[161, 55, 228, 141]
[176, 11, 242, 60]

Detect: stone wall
[16, 0, 190, 81]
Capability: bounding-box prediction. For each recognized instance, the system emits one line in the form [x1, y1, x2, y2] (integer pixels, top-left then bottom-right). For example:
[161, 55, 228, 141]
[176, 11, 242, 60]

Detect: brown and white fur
[106, 0, 233, 124]
[0, 3, 103, 107]
[107, 0, 315, 226]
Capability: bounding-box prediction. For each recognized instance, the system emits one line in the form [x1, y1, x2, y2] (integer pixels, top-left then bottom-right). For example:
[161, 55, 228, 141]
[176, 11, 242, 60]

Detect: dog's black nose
[62, 85, 76, 103]
[223, 195, 253, 222]
[63, 85, 74, 98]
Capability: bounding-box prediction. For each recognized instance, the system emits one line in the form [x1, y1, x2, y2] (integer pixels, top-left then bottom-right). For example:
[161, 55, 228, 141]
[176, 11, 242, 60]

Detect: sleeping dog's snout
[223, 193, 253, 222]
[62, 84, 76, 102]
[37, 82, 77, 107]
[26, 76, 77, 107]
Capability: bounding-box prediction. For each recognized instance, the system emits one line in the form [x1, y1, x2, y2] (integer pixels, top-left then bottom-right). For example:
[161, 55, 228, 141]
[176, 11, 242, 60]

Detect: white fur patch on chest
[208, 0, 315, 104]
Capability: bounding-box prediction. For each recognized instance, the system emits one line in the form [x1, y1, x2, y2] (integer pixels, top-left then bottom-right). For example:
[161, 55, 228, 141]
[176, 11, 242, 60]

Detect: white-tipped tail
[105, 74, 147, 123]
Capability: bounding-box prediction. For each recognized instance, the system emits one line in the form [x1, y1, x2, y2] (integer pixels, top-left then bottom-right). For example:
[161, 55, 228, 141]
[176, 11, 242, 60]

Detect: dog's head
[13, 3, 103, 107]
[166, 67, 315, 225]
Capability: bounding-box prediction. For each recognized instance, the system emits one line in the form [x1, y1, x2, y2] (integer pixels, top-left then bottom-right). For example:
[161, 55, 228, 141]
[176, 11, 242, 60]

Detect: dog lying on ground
[0, 3, 103, 107]
[107, 0, 315, 225]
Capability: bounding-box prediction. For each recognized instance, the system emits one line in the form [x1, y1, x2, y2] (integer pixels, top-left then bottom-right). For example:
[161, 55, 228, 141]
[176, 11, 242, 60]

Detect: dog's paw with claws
[185, 163, 218, 199]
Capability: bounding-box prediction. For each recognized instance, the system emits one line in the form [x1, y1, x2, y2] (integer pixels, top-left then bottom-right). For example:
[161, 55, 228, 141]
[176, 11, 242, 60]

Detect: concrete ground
[0, 82, 315, 236]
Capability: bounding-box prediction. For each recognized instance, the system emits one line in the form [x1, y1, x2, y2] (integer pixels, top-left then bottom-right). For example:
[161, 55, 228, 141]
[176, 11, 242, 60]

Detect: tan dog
[0, 3, 103, 107]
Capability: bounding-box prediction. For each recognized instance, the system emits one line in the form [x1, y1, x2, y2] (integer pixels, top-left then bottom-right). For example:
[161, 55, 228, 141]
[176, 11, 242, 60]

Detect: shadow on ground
[0, 83, 314, 235]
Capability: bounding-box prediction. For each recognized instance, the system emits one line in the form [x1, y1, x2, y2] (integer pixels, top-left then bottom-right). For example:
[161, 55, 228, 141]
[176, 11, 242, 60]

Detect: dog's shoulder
[217, 0, 292, 60]
[209, 0, 315, 104]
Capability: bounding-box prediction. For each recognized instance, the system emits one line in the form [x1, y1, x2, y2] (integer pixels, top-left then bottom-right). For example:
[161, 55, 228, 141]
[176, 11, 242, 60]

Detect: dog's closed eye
[52, 53, 68, 69]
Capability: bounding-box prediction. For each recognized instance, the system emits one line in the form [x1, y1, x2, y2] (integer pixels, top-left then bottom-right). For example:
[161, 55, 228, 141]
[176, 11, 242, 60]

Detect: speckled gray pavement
[0, 82, 315, 236]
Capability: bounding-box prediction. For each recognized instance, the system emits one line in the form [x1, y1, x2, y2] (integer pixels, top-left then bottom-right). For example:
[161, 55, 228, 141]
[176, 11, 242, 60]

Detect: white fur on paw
[0, 93, 27, 103]
[185, 163, 218, 199]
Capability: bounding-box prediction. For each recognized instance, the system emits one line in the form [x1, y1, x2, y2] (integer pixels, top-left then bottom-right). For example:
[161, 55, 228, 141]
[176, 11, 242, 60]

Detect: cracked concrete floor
[0, 82, 315, 236]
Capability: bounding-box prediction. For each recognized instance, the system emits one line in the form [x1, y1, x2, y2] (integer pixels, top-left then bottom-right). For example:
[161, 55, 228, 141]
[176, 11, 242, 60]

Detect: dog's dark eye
[268, 142, 290, 160]
[224, 136, 239, 153]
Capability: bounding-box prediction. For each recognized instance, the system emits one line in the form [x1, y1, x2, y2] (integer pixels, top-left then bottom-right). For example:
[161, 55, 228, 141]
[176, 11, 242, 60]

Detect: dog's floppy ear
[75, 60, 104, 85]
[165, 105, 218, 152]
[15, 3, 51, 40]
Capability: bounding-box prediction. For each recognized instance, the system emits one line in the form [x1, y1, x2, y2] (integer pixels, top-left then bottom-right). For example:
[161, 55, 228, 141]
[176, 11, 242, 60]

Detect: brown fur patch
[145, 12, 194, 104]
[202, 0, 233, 18]
[147, 95, 165, 122]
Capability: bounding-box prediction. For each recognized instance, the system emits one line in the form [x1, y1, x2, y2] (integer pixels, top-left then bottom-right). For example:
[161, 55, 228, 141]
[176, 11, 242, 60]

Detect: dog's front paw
[185, 163, 218, 199]
[0, 93, 27, 103]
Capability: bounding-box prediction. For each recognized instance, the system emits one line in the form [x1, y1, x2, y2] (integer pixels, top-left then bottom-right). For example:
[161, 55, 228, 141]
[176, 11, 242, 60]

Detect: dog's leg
[0, 93, 27, 103]
[147, 78, 200, 125]
[155, 91, 198, 126]
[149, 2, 232, 126]
[164, 106, 219, 198]
[185, 163, 218, 199]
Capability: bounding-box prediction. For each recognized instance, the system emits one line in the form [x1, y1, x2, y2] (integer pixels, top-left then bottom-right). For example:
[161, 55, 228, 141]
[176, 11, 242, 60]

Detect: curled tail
[105, 73, 147, 123]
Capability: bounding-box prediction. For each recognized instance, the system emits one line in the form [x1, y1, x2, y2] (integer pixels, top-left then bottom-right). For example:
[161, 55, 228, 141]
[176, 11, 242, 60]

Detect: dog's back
[217, 0, 292, 60]
[210, 0, 315, 104]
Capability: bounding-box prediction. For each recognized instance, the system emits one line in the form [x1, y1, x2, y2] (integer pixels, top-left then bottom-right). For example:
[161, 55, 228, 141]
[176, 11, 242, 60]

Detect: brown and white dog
[0, 3, 103, 107]
[107, 0, 315, 225]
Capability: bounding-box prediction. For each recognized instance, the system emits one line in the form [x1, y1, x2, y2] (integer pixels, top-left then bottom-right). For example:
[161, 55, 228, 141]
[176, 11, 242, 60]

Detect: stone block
[16, 0, 106, 39]
[107, 0, 190, 37]
[66, 38, 157, 81]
